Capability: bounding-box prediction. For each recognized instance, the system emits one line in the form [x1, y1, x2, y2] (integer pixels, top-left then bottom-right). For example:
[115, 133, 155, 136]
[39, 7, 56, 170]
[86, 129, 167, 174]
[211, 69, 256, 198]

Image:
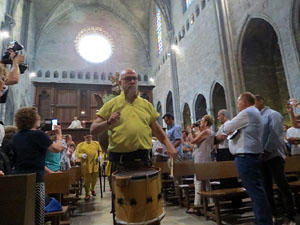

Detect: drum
[112, 167, 164, 224]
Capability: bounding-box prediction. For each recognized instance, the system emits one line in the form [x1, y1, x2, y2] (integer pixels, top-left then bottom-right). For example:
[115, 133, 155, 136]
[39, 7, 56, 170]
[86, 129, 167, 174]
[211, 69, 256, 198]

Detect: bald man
[90, 69, 177, 224]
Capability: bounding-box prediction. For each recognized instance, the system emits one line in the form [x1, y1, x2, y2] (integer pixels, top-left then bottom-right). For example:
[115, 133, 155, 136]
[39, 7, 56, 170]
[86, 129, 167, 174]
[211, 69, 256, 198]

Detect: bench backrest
[73, 166, 82, 181]
[194, 161, 239, 180]
[173, 162, 195, 177]
[0, 173, 36, 225]
[69, 167, 77, 185]
[44, 171, 70, 195]
[153, 162, 170, 174]
[285, 156, 300, 173]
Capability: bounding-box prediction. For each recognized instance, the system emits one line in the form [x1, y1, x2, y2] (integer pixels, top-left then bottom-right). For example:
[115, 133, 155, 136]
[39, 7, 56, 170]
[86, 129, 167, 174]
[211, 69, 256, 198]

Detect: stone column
[167, 30, 182, 124]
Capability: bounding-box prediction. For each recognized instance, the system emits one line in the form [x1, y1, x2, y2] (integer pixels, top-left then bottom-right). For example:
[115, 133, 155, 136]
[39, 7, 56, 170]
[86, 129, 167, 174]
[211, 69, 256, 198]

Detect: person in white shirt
[68, 116, 82, 129]
[286, 114, 300, 155]
[221, 92, 272, 225]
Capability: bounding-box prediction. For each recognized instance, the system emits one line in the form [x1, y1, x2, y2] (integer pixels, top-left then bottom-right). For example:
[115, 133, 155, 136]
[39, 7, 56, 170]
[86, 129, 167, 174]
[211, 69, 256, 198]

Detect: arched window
[186, 19, 190, 31]
[196, 4, 200, 17]
[190, 13, 195, 25]
[54, 71, 59, 78]
[144, 75, 148, 82]
[195, 94, 207, 121]
[138, 74, 141, 81]
[182, 26, 185, 38]
[45, 70, 50, 78]
[62, 71, 68, 78]
[94, 72, 99, 80]
[108, 73, 113, 80]
[70, 71, 75, 79]
[156, 7, 163, 55]
[78, 72, 83, 79]
[201, 0, 206, 9]
[101, 72, 106, 80]
[85, 72, 90, 80]
[183, 0, 194, 12]
[37, 70, 42, 77]
[157, 101, 163, 126]
[166, 91, 174, 116]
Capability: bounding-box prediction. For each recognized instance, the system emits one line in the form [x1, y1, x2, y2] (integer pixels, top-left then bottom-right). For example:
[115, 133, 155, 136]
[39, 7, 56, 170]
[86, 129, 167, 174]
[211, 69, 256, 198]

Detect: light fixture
[0, 31, 9, 39]
[149, 77, 155, 83]
[171, 45, 179, 53]
[29, 72, 36, 78]
[81, 111, 85, 115]
[75, 27, 114, 63]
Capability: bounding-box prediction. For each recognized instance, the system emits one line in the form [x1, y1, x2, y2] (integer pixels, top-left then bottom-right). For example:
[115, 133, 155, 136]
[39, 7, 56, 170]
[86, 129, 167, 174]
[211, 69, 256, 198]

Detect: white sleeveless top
[193, 129, 214, 163]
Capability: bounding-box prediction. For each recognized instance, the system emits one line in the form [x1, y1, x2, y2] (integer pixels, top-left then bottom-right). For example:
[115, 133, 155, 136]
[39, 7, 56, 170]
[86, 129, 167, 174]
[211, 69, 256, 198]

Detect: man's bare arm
[150, 121, 177, 158]
[90, 117, 110, 136]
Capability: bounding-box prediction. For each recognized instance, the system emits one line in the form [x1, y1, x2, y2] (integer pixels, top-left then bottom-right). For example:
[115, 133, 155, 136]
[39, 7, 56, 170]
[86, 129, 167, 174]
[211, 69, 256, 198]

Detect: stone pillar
[167, 30, 182, 124]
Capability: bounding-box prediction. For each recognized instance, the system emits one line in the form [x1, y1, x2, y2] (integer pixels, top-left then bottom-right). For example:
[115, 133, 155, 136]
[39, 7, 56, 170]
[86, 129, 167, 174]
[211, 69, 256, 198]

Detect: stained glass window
[156, 7, 163, 55]
[186, 0, 194, 9]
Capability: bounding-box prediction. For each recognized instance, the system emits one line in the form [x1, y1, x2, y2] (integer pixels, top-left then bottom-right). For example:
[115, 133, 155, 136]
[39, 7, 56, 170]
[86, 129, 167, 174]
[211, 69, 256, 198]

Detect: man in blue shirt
[163, 113, 183, 158]
[255, 95, 295, 224]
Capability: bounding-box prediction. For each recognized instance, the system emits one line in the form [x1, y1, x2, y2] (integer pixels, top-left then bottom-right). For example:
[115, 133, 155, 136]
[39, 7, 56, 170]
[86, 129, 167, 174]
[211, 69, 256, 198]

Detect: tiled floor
[70, 179, 299, 225]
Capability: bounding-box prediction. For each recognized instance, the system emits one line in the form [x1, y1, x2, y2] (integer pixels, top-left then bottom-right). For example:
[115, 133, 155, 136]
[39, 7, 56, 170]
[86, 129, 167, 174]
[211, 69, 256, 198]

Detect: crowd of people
[0, 65, 300, 225]
[151, 93, 300, 225]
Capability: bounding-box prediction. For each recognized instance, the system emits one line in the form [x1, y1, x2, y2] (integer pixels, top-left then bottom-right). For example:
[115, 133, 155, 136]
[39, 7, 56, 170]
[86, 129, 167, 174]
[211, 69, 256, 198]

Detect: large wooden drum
[112, 167, 165, 224]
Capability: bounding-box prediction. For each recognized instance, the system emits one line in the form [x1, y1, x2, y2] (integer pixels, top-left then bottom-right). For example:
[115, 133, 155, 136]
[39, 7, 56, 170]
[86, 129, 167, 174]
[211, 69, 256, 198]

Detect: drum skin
[112, 167, 164, 224]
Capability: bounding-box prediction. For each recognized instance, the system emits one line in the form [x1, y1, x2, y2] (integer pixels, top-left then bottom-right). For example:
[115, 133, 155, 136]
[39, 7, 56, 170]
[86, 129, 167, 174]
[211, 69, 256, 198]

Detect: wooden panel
[194, 161, 239, 180]
[56, 107, 77, 122]
[56, 89, 77, 105]
[0, 174, 36, 225]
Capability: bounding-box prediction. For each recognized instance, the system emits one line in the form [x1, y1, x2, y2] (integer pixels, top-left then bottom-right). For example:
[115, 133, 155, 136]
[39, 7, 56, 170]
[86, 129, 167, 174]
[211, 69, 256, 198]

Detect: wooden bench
[195, 161, 247, 225]
[173, 162, 195, 209]
[0, 173, 36, 225]
[44, 171, 70, 225]
[153, 162, 177, 202]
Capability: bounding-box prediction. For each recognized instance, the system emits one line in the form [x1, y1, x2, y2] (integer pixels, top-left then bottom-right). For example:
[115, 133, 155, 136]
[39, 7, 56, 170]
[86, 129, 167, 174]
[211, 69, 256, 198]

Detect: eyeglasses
[121, 76, 137, 82]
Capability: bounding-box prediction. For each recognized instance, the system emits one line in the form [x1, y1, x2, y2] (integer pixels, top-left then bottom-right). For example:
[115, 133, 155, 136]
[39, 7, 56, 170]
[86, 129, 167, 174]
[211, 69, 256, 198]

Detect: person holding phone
[12, 107, 63, 225]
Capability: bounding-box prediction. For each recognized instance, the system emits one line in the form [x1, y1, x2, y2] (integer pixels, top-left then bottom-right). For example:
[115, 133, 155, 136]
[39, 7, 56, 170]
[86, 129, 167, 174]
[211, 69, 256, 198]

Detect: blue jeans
[235, 154, 273, 225]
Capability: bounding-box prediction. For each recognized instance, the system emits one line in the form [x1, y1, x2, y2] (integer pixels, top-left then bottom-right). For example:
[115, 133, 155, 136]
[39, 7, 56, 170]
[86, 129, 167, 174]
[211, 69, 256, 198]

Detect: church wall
[150, 0, 225, 123]
[227, 0, 300, 107]
[34, 5, 149, 76]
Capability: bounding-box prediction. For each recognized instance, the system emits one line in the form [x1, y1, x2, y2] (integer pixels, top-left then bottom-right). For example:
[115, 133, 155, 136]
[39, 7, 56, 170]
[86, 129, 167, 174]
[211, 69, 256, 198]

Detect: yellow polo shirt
[96, 92, 159, 153]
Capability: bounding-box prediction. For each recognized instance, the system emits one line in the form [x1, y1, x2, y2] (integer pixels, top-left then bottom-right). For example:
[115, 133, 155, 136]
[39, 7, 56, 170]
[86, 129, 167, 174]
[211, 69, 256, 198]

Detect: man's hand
[165, 145, 177, 158]
[108, 111, 121, 125]
[0, 170, 4, 176]
[12, 54, 24, 65]
[156, 146, 163, 153]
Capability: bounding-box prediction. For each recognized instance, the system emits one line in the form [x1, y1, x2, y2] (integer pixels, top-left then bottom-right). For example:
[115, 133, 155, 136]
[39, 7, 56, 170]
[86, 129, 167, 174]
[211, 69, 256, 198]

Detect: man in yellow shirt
[76, 135, 102, 200]
[90, 68, 177, 223]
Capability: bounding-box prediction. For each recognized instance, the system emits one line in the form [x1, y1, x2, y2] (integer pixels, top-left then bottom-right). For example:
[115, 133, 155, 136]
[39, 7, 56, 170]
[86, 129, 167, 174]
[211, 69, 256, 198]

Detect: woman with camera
[186, 115, 215, 214]
[12, 107, 63, 225]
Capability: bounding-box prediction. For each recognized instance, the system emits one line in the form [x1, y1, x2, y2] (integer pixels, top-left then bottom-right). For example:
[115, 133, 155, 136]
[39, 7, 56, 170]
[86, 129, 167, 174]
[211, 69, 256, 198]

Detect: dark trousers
[235, 154, 273, 225]
[216, 148, 238, 188]
[262, 156, 295, 220]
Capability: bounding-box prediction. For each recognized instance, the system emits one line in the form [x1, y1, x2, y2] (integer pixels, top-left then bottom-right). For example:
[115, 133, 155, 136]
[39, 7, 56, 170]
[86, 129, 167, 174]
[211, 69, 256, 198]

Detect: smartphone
[51, 119, 58, 130]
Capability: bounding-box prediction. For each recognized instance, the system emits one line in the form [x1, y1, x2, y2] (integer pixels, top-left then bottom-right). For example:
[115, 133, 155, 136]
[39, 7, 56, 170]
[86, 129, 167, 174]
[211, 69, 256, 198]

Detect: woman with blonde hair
[186, 114, 215, 213]
[12, 107, 63, 225]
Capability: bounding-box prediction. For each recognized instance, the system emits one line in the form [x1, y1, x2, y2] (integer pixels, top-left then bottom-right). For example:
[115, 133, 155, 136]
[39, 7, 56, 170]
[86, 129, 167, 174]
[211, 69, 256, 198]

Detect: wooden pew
[44, 171, 70, 225]
[173, 162, 195, 208]
[153, 162, 177, 202]
[195, 161, 247, 225]
[0, 173, 36, 225]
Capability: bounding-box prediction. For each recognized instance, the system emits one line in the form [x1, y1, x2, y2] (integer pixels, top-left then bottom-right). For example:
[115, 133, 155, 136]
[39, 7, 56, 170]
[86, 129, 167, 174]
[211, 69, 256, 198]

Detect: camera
[192, 121, 200, 127]
[1, 40, 28, 74]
